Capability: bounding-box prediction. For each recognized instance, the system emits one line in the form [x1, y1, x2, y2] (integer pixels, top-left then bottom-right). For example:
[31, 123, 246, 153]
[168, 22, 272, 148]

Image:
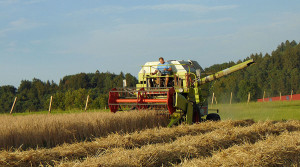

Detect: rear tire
[206, 113, 221, 121]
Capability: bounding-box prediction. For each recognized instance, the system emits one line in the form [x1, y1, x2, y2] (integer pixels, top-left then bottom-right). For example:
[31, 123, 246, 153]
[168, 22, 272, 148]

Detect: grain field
[0, 116, 299, 166]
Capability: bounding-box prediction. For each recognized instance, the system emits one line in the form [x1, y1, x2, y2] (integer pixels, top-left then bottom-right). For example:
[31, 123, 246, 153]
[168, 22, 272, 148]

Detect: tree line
[1, 40, 299, 113]
[206, 40, 300, 103]
[0, 72, 137, 113]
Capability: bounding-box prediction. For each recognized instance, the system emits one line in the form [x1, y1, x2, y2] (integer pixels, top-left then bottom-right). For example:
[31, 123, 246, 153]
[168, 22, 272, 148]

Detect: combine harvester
[109, 59, 254, 127]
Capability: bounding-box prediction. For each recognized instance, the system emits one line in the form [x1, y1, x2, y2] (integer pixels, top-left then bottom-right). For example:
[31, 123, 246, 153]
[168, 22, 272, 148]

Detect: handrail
[141, 63, 192, 75]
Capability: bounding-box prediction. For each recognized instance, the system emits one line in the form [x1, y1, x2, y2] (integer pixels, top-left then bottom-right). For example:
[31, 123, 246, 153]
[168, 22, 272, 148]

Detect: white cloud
[0, 18, 44, 37]
[10, 18, 27, 27]
[0, 0, 45, 5]
[127, 17, 232, 29]
[24, 0, 46, 4]
[0, 0, 18, 5]
[133, 4, 238, 13]
[55, 17, 233, 56]
[67, 4, 238, 16]
[66, 6, 128, 16]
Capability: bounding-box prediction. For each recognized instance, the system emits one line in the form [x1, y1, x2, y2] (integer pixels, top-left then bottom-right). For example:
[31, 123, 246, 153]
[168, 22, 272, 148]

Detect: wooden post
[48, 96, 53, 114]
[10, 97, 17, 115]
[291, 90, 293, 101]
[263, 91, 265, 102]
[211, 92, 215, 108]
[247, 92, 251, 104]
[85, 95, 89, 112]
[123, 79, 127, 88]
[280, 92, 282, 101]
[230, 92, 233, 104]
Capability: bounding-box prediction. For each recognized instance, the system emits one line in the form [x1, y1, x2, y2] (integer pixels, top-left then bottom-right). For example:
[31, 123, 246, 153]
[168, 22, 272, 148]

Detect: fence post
[263, 91, 265, 102]
[291, 90, 293, 101]
[214, 96, 218, 105]
[280, 92, 282, 101]
[230, 92, 233, 104]
[85, 95, 89, 112]
[10, 97, 17, 115]
[211, 92, 215, 108]
[123, 79, 127, 88]
[247, 92, 251, 104]
[48, 96, 53, 114]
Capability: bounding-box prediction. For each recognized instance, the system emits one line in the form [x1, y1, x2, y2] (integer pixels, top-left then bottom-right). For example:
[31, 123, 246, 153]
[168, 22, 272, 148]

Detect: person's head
[159, 57, 165, 64]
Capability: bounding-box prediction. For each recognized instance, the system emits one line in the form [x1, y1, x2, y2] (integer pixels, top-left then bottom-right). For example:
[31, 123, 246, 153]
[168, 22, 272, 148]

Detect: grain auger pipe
[198, 59, 255, 85]
[108, 59, 255, 127]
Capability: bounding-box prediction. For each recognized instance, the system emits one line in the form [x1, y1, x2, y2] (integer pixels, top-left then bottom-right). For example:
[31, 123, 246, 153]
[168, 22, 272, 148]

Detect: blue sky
[0, 0, 300, 87]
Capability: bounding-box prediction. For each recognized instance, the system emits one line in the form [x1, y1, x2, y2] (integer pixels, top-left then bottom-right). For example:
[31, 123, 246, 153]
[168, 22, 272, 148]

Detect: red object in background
[257, 93, 300, 102]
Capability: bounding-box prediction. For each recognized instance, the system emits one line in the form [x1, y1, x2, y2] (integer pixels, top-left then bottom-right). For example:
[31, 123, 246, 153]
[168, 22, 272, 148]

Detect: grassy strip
[57, 120, 300, 167]
[0, 120, 255, 166]
[215, 100, 300, 121]
[180, 131, 300, 167]
[0, 110, 169, 150]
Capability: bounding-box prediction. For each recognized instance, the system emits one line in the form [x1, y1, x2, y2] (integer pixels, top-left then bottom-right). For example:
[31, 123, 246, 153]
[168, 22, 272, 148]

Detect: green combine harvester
[109, 59, 254, 127]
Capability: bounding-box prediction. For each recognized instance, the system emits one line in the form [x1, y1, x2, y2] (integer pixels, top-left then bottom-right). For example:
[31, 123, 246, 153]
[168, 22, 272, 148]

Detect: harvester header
[109, 59, 254, 127]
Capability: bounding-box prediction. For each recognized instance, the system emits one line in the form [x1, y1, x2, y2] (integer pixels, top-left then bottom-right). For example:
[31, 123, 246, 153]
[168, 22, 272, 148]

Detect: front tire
[206, 113, 221, 121]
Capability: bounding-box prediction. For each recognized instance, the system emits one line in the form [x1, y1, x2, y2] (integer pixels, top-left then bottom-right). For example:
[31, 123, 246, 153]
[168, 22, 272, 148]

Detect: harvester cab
[109, 59, 254, 127]
[139, 60, 203, 88]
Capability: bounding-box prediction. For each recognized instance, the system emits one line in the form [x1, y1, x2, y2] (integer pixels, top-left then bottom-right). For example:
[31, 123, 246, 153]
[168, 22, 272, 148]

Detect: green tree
[74, 88, 87, 109]
[0, 85, 16, 113]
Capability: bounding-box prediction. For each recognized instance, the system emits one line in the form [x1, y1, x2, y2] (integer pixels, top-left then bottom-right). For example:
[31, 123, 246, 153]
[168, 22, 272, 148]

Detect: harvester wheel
[206, 113, 221, 121]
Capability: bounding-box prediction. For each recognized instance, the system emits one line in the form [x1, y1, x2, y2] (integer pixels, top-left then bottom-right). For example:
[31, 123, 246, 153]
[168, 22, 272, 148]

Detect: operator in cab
[152, 57, 172, 87]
